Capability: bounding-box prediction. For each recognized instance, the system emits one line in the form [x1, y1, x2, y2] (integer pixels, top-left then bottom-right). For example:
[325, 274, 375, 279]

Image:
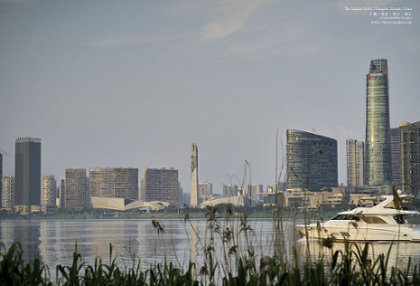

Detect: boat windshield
[331, 215, 360, 221]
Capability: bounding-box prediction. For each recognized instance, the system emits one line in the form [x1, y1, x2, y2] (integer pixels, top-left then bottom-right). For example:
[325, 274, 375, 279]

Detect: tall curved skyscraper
[365, 59, 392, 186]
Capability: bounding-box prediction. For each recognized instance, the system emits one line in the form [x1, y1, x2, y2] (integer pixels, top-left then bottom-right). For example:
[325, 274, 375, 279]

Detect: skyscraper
[198, 181, 212, 204]
[223, 184, 239, 197]
[190, 144, 199, 207]
[286, 130, 338, 190]
[58, 178, 65, 208]
[1, 176, 14, 209]
[365, 59, 392, 186]
[15, 137, 41, 206]
[64, 168, 87, 210]
[141, 168, 179, 203]
[41, 175, 57, 212]
[391, 125, 404, 184]
[391, 121, 420, 195]
[346, 139, 365, 187]
[247, 184, 263, 199]
[89, 167, 138, 200]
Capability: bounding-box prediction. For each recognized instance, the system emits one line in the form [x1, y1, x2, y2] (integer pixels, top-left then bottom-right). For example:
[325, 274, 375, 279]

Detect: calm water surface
[1, 218, 420, 272]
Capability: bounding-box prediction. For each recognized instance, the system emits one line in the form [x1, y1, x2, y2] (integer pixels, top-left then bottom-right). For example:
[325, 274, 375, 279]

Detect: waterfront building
[223, 184, 239, 197]
[286, 130, 338, 190]
[1, 176, 14, 209]
[346, 139, 365, 187]
[141, 168, 179, 203]
[64, 168, 87, 210]
[190, 144, 199, 207]
[267, 182, 286, 193]
[391, 127, 402, 184]
[391, 121, 420, 195]
[198, 181, 212, 204]
[285, 187, 345, 208]
[200, 195, 261, 208]
[365, 59, 392, 186]
[138, 178, 143, 201]
[89, 167, 138, 200]
[41, 175, 57, 212]
[349, 194, 378, 207]
[57, 178, 65, 208]
[15, 137, 41, 206]
[247, 184, 263, 199]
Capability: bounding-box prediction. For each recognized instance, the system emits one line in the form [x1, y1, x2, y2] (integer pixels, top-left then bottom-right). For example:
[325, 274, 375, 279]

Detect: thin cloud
[84, 36, 146, 49]
[199, 0, 271, 40]
[83, 34, 187, 49]
[226, 25, 340, 58]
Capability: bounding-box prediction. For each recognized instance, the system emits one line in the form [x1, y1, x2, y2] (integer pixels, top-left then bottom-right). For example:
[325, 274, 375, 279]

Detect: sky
[0, 0, 419, 194]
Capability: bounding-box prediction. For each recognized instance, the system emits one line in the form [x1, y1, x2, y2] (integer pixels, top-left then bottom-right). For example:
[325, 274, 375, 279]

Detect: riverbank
[0, 207, 341, 220]
[3, 206, 420, 224]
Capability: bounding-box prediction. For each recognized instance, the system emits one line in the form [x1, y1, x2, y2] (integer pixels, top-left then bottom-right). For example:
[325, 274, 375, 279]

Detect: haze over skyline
[1, 0, 419, 193]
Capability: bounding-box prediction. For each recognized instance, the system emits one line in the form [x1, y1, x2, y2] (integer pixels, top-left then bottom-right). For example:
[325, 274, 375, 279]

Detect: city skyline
[1, 1, 419, 191]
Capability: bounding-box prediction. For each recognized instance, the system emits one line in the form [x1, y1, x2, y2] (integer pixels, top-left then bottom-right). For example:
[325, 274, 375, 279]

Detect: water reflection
[1, 219, 420, 273]
[297, 238, 420, 269]
[1, 220, 41, 261]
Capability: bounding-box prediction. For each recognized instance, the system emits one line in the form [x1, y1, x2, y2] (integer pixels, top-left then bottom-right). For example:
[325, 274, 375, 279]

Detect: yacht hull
[296, 224, 420, 242]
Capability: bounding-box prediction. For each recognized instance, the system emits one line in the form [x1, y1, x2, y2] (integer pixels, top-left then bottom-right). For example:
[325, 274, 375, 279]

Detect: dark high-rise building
[365, 59, 392, 186]
[58, 178, 65, 208]
[141, 168, 179, 203]
[346, 139, 365, 187]
[391, 127, 402, 184]
[15, 137, 41, 206]
[286, 130, 338, 190]
[89, 167, 138, 200]
[391, 121, 420, 195]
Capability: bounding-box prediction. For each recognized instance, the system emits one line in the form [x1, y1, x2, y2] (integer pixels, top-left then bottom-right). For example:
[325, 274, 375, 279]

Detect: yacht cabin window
[360, 216, 386, 224]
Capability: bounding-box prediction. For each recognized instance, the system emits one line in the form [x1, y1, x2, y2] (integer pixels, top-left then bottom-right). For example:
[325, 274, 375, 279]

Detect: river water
[1, 218, 420, 276]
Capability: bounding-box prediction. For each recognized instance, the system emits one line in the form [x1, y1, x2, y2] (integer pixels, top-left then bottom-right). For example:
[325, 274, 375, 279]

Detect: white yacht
[296, 194, 420, 242]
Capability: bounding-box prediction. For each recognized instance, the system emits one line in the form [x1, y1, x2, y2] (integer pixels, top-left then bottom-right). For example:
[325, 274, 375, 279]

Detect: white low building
[90, 197, 169, 211]
[200, 194, 261, 208]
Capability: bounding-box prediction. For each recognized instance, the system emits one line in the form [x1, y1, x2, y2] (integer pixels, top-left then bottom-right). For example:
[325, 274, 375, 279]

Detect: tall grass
[1, 206, 420, 285]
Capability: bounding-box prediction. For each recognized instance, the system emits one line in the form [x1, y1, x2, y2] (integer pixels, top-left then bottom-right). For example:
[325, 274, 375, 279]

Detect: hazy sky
[1, 0, 419, 193]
